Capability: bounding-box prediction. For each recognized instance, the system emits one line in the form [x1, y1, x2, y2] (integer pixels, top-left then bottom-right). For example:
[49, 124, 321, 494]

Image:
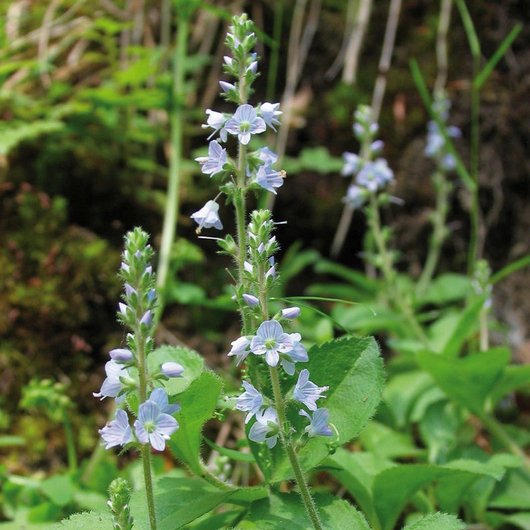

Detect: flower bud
[109, 348, 133, 362]
[161, 362, 184, 378]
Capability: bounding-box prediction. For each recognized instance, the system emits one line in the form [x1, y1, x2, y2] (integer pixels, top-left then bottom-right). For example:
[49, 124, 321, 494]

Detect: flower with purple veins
[224, 104, 266, 145]
[99, 409, 133, 449]
[93, 360, 131, 401]
[227, 336, 251, 365]
[134, 400, 178, 451]
[203, 109, 228, 142]
[259, 102, 281, 131]
[341, 152, 361, 177]
[250, 320, 293, 367]
[299, 408, 333, 437]
[280, 332, 308, 375]
[293, 369, 328, 411]
[191, 200, 223, 231]
[248, 407, 279, 448]
[148, 388, 180, 415]
[235, 381, 264, 423]
[255, 164, 284, 194]
[195, 140, 228, 177]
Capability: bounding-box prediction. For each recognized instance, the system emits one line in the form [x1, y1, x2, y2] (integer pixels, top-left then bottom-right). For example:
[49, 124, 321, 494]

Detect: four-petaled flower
[236, 381, 264, 423]
[93, 360, 131, 402]
[259, 102, 281, 131]
[300, 408, 333, 438]
[196, 140, 228, 177]
[203, 110, 228, 142]
[134, 400, 178, 451]
[293, 369, 328, 411]
[343, 184, 366, 208]
[248, 407, 279, 448]
[280, 333, 308, 376]
[255, 164, 284, 194]
[148, 388, 180, 415]
[225, 104, 266, 145]
[341, 152, 361, 177]
[99, 409, 133, 449]
[191, 200, 223, 231]
[356, 158, 394, 192]
[227, 336, 251, 365]
[250, 320, 293, 367]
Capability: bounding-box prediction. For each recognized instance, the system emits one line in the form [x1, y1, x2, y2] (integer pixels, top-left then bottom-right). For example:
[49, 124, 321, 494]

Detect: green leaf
[403, 512, 466, 530]
[51, 512, 112, 529]
[486, 511, 530, 530]
[236, 492, 370, 529]
[0, 120, 64, 156]
[167, 371, 222, 474]
[0, 435, 25, 448]
[130, 475, 232, 530]
[490, 364, 530, 404]
[147, 345, 204, 396]
[360, 421, 424, 459]
[41, 475, 74, 507]
[491, 254, 530, 285]
[279, 336, 384, 478]
[440, 297, 486, 357]
[489, 469, 530, 509]
[187, 510, 244, 529]
[203, 437, 256, 463]
[418, 274, 472, 306]
[417, 348, 510, 415]
[313, 259, 379, 295]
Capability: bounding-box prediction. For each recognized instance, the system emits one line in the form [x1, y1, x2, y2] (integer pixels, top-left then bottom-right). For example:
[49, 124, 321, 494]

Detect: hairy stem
[62, 412, 78, 474]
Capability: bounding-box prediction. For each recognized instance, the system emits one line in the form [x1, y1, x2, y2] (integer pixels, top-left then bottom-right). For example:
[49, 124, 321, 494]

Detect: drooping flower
[224, 104, 266, 145]
[148, 388, 180, 415]
[227, 336, 251, 365]
[191, 200, 223, 231]
[248, 407, 279, 448]
[99, 409, 133, 449]
[93, 360, 131, 401]
[341, 152, 361, 177]
[299, 408, 333, 437]
[196, 140, 228, 177]
[250, 320, 293, 367]
[293, 369, 328, 411]
[235, 381, 264, 423]
[161, 362, 184, 378]
[343, 184, 366, 208]
[356, 158, 394, 192]
[255, 164, 284, 194]
[134, 400, 178, 451]
[203, 110, 228, 142]
[259, 102, 282, 131]
[280, 333, 308, 375]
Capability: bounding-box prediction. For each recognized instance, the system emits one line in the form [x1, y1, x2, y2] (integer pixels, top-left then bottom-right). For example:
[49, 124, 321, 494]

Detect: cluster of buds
[190, 14, 284, 233]
[95, 228, 183, 452]
[341, 105, 394, 208]
[425, 93, 461, 171]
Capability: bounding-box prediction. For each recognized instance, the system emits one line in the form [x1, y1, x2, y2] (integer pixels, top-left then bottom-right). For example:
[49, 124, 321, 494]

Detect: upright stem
[156, 13, 189, 314]
[62, 413, 78, 474]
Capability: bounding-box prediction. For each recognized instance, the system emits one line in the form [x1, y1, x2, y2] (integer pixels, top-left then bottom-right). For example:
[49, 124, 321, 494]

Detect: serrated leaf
[51, 512, 112, 529]
[417, 348, 509, 415]
[490, 364, 530, 404]
[236, 492, 370, 529]
[168, 371, 222, 474]
[147, 345, 204, 395]
[360, 421, 424, 459]
[41, 475, 74, 507]
[130, 475, 232, 530]
[418, 274, 472, 306]
[403, 512, 466, 530]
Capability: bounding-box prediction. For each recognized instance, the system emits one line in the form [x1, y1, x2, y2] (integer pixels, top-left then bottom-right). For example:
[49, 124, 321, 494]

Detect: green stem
[141, 444, 158, 530]
[62, 413, 78, 474]
[268, 366, 323, 530]
[417, 170, 450, 297]
[199, 461, 237, 491]
[156, 12, 189, 316]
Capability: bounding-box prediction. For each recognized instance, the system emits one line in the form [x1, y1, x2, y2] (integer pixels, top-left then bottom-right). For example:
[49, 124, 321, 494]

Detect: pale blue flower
[425, 121, 461, 170]
[281, 307, 300, 319]
[140, 310, 152, 326]
[148, 388, 180, 415]
[196, 140, 227, 176]
[93, 360, 130, 401]
[356, 158, 394, 191]
[299, 408, 333, 437]
[248, 407, 279, 448]
[227, 336, 251, 365]
[225, 104, 266, 145]
[370, 140, 384, 153]
[294, 369, 328, 411]
[280, 332, 308, 375]
[203, 109, 228, 142]
[250, 320, 292, 367]
[255, 164, 284, 194]
[259, 102, 281, 131]
[191, 200, 223, 231]
[134, 400, 178, 451]
[341, 152, 361, 176]
[219, 81, 236, 93]
[343, 184, 366, 208]
[236, 381, 264, 423]
[243, 293, 259, 307]
[161, 362, 184, 378]
[99, 409, 132, 449]
[258, 147, 278, 164]
[109, 348, 133, 362]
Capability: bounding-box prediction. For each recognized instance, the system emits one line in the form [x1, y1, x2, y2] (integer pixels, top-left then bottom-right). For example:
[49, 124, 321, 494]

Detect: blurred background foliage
[0, 0, 529, 494]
